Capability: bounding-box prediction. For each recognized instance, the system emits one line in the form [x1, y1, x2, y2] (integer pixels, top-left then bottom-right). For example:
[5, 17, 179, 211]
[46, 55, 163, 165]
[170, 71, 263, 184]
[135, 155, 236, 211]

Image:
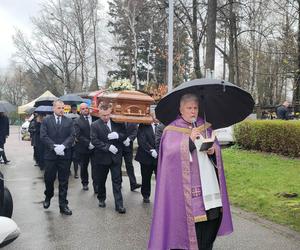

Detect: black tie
[57, 117, 61, 125]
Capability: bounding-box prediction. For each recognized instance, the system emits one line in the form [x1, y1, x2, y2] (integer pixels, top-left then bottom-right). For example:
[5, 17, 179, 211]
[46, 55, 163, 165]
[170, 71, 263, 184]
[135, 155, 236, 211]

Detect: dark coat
[40, 114, 75, 160]
[90, 119, 126, 165]
[0, 115, 9, 145]
[155, 123, 165, 152]
[276, 105, 289, 120]
[74, 115, 92, 154]
[135, 124, 157, 165]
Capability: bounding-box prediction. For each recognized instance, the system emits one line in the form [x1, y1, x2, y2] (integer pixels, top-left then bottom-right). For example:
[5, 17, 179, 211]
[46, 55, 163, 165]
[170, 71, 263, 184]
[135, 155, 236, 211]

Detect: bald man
[74, 103, 97, 192]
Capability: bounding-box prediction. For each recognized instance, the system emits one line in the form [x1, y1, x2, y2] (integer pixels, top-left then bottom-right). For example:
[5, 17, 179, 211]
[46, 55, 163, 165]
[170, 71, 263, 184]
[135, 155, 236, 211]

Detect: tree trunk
[293, 1, 300, 112]
[205, 0, 217, 78]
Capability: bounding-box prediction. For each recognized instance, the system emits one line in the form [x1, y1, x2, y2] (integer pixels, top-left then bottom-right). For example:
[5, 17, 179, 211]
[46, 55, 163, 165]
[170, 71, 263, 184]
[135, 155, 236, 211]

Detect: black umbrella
[155, 78, 255, 129]
[34, 105, 53, 114]
[0, 101, 16, 113]
[59, 94, 84, 105]
[34, 96, 58, 107]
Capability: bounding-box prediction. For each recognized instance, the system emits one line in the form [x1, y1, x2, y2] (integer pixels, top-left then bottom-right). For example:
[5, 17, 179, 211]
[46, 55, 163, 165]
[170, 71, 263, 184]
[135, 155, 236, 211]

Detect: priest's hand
[190, 128, 201, 142]
[207, 146, 215, 155]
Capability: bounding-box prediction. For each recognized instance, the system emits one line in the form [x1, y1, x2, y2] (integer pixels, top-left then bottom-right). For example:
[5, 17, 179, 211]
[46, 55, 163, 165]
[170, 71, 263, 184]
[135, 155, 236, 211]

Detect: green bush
[234, 120, 300, 157]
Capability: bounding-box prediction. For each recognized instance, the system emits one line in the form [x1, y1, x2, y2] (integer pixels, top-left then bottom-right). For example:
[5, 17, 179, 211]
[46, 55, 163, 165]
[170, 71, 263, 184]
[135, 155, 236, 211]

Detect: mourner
[74, 103, 97, 192]
[40, 100, 75, 215]
[135, 112, 158, 203]
[91, 102, 127, 214]
[121, 122, 141, 191]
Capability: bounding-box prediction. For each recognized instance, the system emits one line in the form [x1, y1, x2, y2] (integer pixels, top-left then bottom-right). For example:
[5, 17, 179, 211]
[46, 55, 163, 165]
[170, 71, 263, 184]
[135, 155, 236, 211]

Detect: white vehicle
[20, 120, 31, 141]
[0, 217, 20, 247]
[215, 126, 235, 145]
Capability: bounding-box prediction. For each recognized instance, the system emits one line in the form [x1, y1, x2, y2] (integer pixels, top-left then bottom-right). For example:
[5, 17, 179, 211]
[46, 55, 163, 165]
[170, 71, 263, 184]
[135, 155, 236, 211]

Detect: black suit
[40, 114, 75, 208]
[74, 115, 97, 190]
[91, 119, 126, 209]
[121, 123, 138, 188]
[135, 124, 158, 199]
[0, 114, 9, 163]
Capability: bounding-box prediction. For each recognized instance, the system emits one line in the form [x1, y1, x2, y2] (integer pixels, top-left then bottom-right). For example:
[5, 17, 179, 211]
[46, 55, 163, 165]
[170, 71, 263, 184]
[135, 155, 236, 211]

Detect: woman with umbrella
[148, 79, 254, 250]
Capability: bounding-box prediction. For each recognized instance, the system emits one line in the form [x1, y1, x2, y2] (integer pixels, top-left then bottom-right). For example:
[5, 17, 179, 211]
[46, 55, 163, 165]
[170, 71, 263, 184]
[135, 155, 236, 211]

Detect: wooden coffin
[100, 90, 155, 124]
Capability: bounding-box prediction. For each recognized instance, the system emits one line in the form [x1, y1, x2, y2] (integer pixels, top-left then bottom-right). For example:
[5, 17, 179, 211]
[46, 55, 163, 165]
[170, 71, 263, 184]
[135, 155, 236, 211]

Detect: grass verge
[222, 147, 300, 232]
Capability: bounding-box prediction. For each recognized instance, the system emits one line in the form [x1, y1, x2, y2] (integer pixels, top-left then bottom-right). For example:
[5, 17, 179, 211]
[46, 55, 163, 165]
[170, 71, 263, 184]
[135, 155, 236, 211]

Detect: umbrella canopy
[0, 101, 16, 113]
[59, 94, 84, 105]
[34, 105, 53, 113]
[155, 78, 255, 129]
[34, 96, 58, 107]
[24, 106, 36, 114]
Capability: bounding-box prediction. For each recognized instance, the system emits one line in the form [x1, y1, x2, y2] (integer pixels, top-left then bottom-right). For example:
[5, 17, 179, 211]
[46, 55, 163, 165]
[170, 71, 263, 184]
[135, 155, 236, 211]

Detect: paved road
[1, 126, 300, 249]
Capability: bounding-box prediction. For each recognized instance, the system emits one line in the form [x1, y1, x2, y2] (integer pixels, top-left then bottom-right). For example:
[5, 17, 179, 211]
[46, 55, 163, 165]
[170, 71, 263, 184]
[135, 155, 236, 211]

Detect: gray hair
[180, 93, 199, 107]
[53, 99, 64, 106]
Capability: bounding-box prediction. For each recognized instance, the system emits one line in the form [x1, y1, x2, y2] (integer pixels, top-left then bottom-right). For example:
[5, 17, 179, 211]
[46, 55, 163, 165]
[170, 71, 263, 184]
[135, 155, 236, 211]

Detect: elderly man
[91, 102, 127, 214]
[40, 100, 75, 215]
[74, 103, 97, 192]
[148, 94, 233, 250]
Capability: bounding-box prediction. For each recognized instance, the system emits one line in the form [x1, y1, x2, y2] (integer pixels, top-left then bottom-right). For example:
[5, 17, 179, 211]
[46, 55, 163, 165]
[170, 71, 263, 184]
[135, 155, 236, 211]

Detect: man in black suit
[121, 122, 141, 191]
[40, 100, 75, 215]
[91, 102, 126, 214]
[135, 113, 159, 203]
[74, 103, 97, 192]
[0, 112, 10, 164]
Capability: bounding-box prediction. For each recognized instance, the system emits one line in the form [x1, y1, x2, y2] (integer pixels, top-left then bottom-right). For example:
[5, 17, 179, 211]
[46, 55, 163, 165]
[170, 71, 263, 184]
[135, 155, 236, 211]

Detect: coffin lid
[101, 90, 154, 103]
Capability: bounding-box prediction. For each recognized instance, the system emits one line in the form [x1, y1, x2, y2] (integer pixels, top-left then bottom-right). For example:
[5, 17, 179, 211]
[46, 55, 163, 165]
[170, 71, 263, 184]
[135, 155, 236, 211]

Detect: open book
[194, 132, 215, 152]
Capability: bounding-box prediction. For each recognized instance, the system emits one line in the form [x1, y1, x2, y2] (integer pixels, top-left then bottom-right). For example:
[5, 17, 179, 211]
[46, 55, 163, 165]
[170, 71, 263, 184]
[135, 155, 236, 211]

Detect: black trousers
[44, 159, 71, 207]
[195, 216, 222, 250]
[140, 163, 157, 198]
[0, 143, 8, 163]
[122, 149, 137, 187]
[78, 152, 97, 187]
[96, 161, 123, 209]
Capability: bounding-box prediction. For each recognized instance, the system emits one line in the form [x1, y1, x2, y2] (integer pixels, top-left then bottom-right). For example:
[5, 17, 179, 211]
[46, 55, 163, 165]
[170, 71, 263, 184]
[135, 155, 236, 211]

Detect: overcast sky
[0, 0, 43, 70]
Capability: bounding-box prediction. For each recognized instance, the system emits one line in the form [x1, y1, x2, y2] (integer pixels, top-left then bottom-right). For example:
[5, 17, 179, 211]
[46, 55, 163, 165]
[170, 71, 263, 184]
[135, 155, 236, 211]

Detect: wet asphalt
[1, 126, 300, 250]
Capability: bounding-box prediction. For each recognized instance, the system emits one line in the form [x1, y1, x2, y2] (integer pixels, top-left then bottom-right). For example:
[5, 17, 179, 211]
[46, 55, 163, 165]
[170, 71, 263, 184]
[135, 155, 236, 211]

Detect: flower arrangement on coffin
[108, 79, 134, 91]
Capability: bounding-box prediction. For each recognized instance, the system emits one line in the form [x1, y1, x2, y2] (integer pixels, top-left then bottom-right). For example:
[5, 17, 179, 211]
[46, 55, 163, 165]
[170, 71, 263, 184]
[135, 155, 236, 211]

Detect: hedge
[234, 120, 300, 157]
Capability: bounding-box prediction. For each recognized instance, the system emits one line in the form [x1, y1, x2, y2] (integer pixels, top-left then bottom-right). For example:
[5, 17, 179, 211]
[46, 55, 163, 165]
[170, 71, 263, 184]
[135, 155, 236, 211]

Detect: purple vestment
[148, 117, 233, 250]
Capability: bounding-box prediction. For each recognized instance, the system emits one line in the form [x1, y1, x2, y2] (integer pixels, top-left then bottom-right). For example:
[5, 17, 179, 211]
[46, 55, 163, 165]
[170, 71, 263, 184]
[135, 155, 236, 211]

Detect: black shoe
[74, 173, 79, 179]
[131, 183, 142, 191]
[82, 185, 89, 191]
[115, 207, 126, 214]
[4, 160, 10, 165]
[98, 201, 106, 208]
[143, 197, 150, 203]
[60, 206, 72, 215]
[43, 198, 51, 209]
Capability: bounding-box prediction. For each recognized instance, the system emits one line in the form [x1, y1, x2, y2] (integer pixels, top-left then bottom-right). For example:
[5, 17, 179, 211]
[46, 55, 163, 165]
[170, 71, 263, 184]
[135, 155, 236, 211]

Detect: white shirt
[106, 119, 112, 131]
[151, 123, 158, 134]
[54, 114, 62, 124]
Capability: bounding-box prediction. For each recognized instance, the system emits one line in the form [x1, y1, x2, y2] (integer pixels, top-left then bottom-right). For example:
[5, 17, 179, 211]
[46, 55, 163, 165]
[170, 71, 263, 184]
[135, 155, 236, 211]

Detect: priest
[148, 93, 233, 250]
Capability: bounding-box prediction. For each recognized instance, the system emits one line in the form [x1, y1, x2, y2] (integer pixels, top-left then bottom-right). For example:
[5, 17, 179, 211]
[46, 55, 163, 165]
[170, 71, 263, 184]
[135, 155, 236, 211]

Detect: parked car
[20, 120, 30, 141]
[215, 126, 235, 145]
